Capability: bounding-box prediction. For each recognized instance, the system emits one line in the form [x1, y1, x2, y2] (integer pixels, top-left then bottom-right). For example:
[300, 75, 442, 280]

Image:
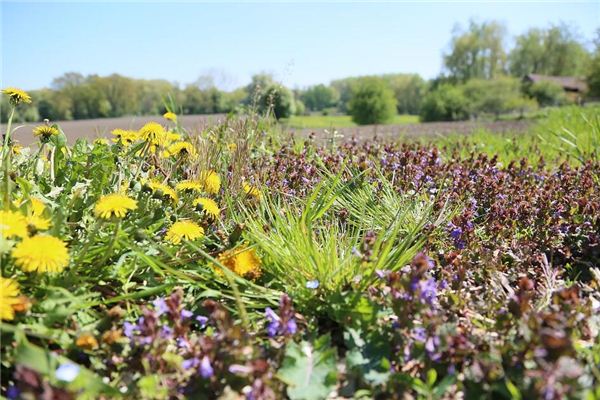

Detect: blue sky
[1, 1, 598, 90]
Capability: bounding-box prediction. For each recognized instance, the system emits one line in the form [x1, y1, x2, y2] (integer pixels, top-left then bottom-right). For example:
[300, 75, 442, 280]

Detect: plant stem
[2, 106, 15, 207]
[99, 221, 121, 266]
[132, 141, 150, 182]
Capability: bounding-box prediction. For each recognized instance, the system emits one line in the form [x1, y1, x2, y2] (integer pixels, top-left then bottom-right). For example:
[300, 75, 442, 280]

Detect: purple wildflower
[195, 315, 208, 328]
[199, 356, 213, 378]
[152, 298, 169, 316]
[265, 307, 280, 337]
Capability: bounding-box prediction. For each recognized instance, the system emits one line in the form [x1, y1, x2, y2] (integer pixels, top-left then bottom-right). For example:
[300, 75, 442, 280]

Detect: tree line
[3, 21, 600, 125]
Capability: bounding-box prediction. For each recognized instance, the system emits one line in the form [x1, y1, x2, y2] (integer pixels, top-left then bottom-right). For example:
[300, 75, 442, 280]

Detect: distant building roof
[524, 74, 588, 92]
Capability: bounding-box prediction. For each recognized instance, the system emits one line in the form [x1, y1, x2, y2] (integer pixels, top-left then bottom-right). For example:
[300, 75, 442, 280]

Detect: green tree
[420, 84, 469, 122]
[586, 30, 600, 98]
[258, 85, 295, 120]
[526, 81, 568, 107]
[509, 24, 591, 77]
[463, 76, 528, 118]
[301, 84, 339, 111]
[383, 74, 427, 114]
[444, 20, 507, 81]
[347, 77, 397, 125]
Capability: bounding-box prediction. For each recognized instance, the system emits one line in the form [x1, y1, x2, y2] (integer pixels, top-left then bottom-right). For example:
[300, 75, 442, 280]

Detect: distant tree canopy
[347, 77, 397, 125]
[420, 84, 469, 122]
[443, 20, 507, 81]
[587, 29, 600, 98]
[300, 84, 339, 112]
[508, 25, 591, 77]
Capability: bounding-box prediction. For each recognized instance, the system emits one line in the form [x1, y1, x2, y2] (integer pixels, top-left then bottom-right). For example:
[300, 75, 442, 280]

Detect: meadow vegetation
[1, 87, 599, 399]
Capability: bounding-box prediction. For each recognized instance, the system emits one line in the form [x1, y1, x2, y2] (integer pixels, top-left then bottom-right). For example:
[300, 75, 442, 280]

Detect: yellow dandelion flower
[94, 193, 138, 220]
[23, 198, 51, 231]
[243, 183, 262, 200]
[193, 197, 220, 219]
[0, 210, 28, 239]
[199, 171, 221, 195]
[2, 87, 32, 105]
[175, 180, 203, 193]
[165, 220, 204, 245]
[0, 277, 22, 321]
[33, 125, 59, 140]
[111, 129, 139, 146]
[26, 215, 51, 231]
[163, 112, 177, 122]
[217, 245, 262, 279]
[76, 333, 99, 350]
[12, 235, 70, 273]
[166, 132, 182, 143]
[227, 143, 237, 152]
[30, 198, 46, 216]
[139, 122, 166, 144]
[12, 144, 24, 155]
[167, 141, 197, 158]
[146, 180, 178, 203]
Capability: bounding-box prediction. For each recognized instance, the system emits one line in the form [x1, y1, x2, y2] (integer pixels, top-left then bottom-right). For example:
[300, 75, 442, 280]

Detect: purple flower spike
[200, 356, 214, 378]
[286, 318, 298, 335]
[152, 298, 169, 316]
[419, 278, 438, 305]
[123, 321, 136, 338]
[412, 327, 427, 343]
[182, 357, 199, 370]
[265, 307, 281, 337]
[195, 315, 208, 328]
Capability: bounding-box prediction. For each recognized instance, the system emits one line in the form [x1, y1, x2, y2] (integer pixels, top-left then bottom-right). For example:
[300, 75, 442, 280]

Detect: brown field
[3, 114, 531, 146]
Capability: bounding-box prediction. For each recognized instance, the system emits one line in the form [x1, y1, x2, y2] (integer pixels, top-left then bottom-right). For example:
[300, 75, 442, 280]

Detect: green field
[282, 114, 419, 129]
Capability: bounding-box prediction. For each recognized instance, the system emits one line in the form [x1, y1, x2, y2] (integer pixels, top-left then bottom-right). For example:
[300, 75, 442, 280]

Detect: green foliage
[443, 20, 507, 81]
[420, 84, 469, 122]
[241, 171, 445, 303]
[429, 105, 600, 165]
[508, 24, 591, 77]
[259, 85, 296, 120]
[586, 30, 600, 98]
[463, 76, 533, 117]
[526, 80, 568, 107]
[384, 73, 427, 115]
[347, 77, 397, 125]
[278, 335, 338, 400]
[300, 84, 339, 112]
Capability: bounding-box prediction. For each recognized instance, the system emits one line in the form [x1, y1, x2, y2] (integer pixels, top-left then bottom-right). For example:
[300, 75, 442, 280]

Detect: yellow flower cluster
[199, 170, 221, 195]
[94, 193, 138, 220]
[193, 197, 220, 219]
[0, 277, 22, 320]
[2, 198, 51, 237]
[164, 141, 197, 158]
[2, 87, 31, 105]
[2, 199, 70, 274]
[217, 245, 262, 280]
[111, 129, 139, 147]
[243, 183, 261, 200]
[33, 125, 59, 140]
[12, 235, 70, 273]
[146, 180, 179, 202]
[165, 220, 204, 244]
[163, 111, 177, 122]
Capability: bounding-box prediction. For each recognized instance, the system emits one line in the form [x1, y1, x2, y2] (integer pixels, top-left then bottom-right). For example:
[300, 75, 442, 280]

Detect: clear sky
[1, 1, 598, 91]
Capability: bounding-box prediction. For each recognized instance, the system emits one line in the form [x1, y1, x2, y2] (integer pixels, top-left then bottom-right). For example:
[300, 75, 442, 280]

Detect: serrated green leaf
[278, 335, 337, 400]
